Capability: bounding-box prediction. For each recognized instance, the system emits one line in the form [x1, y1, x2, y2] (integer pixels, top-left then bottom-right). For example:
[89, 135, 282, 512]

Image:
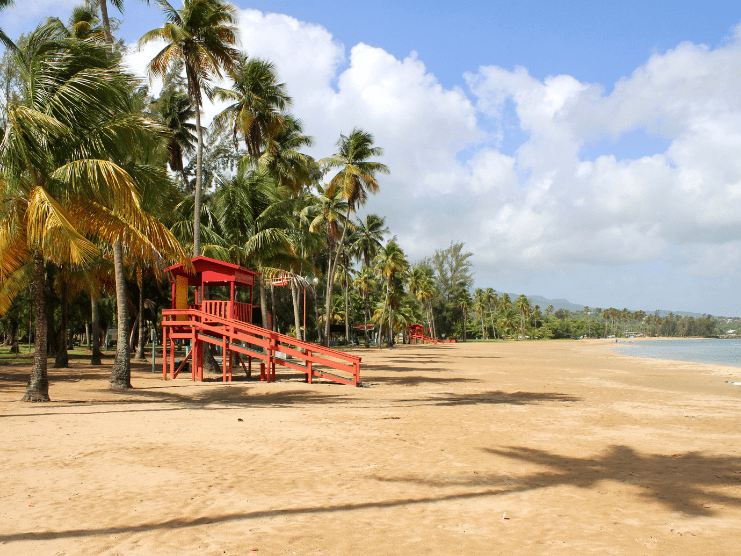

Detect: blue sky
[4, 1, 741, 316]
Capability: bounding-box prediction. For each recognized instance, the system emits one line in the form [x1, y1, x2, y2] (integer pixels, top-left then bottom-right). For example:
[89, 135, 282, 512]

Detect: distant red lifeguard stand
[410, 324, 442, 344]
[161, 256, 362, 386]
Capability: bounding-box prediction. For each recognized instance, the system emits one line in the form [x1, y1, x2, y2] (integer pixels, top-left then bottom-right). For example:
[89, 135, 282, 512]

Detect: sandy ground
[1, 339, 741, 555]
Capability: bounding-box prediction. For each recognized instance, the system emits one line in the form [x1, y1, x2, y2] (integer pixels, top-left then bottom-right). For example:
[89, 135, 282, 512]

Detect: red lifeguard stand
[161, 256, 362, 386]
[410, 323, 442, 344]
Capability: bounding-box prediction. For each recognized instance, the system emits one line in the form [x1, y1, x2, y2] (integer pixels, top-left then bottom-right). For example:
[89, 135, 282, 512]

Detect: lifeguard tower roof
[165, 256, 260, 287]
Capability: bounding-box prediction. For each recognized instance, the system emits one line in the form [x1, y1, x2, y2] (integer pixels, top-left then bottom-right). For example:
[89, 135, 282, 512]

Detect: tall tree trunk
[290, 281, 301, 340]
[323, 252, 334, 347]
[388, 297, 393, 347]
[363, 289, 370, 348]
[23, 250, 49, 402]
[192, 97, 203, 257]
[377, 284, 389, 349]
[270, 284, 276, 332]
[344, 275, 349, 345]
[99, 0, 113, 45]
[90, 295, 102, 365]
[313, 289, 321, 344]
[259, 278, 268, 331]
[110, 240, 131, 389]
[54, 271, 69, 368]
[428, 299, 437, 339]
[323, 209, 351, 346]
[134, 268, 145, 361]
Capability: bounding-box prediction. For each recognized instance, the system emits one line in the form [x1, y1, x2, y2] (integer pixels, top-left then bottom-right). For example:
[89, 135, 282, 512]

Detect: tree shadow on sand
[396, 390, 579, 406]
[377, 445, 741, 517]
[3, 446, 738, 544]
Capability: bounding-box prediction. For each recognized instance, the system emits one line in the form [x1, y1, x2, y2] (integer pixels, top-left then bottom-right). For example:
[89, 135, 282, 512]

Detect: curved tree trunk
[54, 270, 69, 368]
[110, 240, 132, 390]
[90, 295, 102, 365]
[23, 250, 50, 402]
[290, 282, 301, 340]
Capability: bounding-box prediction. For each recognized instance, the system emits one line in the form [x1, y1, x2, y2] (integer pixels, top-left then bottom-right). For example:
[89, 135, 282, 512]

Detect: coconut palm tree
[373, 239, 407, 348]
[0, 0, 16, 50]
[319, 128, 388, 346]
[152, 85, 196, 189]
[212, 56, 291, 159]
[473, 288, 486, 339]
[305, 182, 348, 343]
[253, 114, 315, 194]
[484, 287, 497, 339]
[141, 0, 238, 257]
[0, 24, 166, 400]
[516, 294, 530, 338]
[352, 213, 387, 346]
[352, 266, 376, 346]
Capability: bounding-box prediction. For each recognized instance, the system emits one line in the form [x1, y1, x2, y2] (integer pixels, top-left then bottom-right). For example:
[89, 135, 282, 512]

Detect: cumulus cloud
[126, 9, 741, 313]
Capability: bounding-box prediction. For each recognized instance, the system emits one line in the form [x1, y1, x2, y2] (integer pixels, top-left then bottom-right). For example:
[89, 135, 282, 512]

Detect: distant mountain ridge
[509, 294, 721, 319]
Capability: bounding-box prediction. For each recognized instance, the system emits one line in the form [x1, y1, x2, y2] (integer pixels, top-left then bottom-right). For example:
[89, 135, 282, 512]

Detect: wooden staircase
[162, 307, 361, 386]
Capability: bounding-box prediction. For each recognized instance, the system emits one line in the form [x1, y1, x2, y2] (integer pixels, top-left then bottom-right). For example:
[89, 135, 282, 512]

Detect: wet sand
[1, 339, 740, 555]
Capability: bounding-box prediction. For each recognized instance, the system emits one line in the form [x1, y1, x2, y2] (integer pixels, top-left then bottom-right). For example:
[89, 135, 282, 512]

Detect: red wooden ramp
[162, 307, 361, 386]
[410, 324, 443, 344]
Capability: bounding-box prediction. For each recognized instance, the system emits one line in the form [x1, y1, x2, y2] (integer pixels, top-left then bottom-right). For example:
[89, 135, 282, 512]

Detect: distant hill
[512, 295, 723, 319]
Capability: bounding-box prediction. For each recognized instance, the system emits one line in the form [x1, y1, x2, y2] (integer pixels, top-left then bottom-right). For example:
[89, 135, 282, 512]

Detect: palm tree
[352, 266, 375, 346]
[374, 239, 408, 348]
[212, 56, 291, 159]
[141, 0, 238, 257]
[0, 0, 16, 50]
[0, 25, 162, 400]
[305, 182, 348, 343]
[473, 288, 486, 339]
[352, 213, 387, 346]
[319, 129, 388, 346]
[253, 114, 315, 194]
[485, 287, 497, 339]
[545, 304, 554, 316]
[152, 85, 197, 189]
[208, 171, 300, 328]
[457, 292, 471, 341]
[516, 294, 530, 338]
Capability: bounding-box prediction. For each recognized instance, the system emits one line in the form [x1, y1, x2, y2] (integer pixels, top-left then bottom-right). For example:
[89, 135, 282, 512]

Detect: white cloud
[124, 10, 741, 313]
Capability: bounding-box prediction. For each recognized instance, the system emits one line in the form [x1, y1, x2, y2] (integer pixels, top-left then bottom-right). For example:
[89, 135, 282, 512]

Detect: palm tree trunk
[90, 295, 102, 365]
[377, 284, 389, 349]
[363, 289, 369, 348]
[270, 283, 276, 332]
[110, 239, 132, 390]
[388, 297, 393, 347]
[23, 250, 50, 402]
[428, 299, 436, 339]
[344, 275, 349, 345]
[54, 271, 69, 368]
[134, 269, 145, 361]
[291, 281, 301, 340]
[323, 208, 351, 346]
[192, 98, 204, 257]
[99, 0, 113, 45]
[259, 278, 268, 330]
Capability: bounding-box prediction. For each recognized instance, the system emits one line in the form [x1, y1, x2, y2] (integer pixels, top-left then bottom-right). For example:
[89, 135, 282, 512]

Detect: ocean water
[613, 338, 741, 368]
